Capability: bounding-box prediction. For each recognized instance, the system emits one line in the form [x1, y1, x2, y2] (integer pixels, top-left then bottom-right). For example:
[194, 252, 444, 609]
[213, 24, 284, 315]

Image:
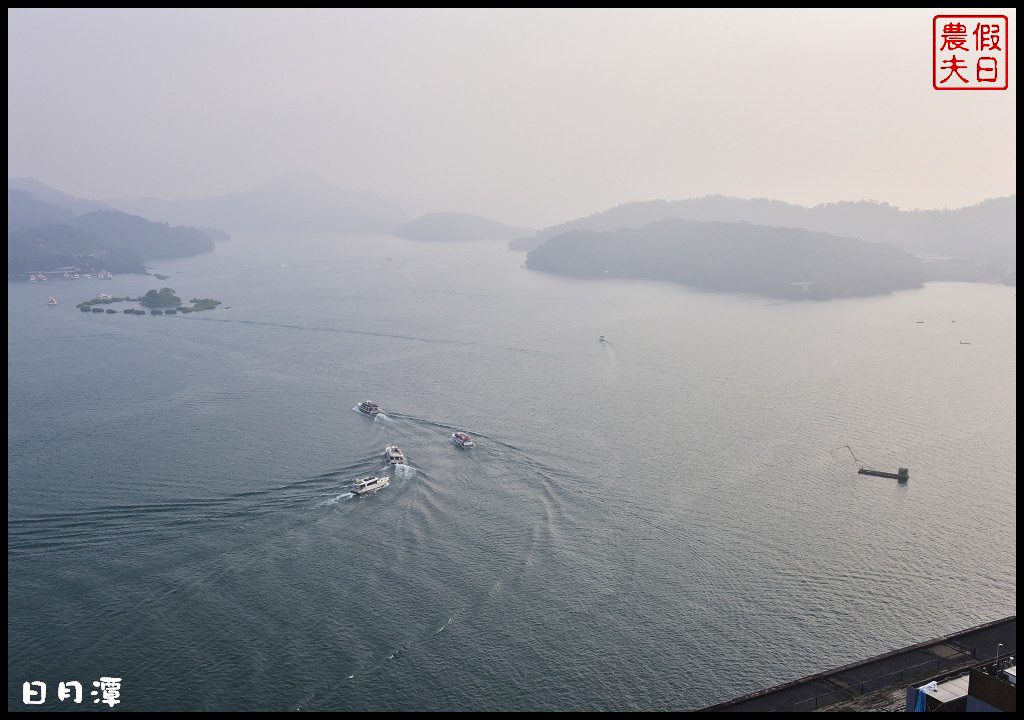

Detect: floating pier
[858, 467, 909, 482]
[839, 447, 909, 482]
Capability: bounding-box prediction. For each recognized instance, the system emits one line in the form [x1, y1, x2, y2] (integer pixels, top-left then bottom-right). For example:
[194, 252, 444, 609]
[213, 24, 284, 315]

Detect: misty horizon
[7, 8, 1016, 228]
[7, 170, 1017, 232]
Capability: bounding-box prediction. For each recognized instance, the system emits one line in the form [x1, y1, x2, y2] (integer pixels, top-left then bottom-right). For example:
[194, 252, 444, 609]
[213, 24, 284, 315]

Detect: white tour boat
[384, 446, 407, 465]
[351, 475, 390, 496]
[357, 400, 382, 416]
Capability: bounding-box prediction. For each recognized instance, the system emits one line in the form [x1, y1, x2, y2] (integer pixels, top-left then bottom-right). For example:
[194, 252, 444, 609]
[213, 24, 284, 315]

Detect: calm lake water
[7, 233, 1016, 710]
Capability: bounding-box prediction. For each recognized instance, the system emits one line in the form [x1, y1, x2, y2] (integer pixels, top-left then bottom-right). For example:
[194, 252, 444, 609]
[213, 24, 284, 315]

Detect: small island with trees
[140, 287, 182, 307]
[76, 287, 223, 315]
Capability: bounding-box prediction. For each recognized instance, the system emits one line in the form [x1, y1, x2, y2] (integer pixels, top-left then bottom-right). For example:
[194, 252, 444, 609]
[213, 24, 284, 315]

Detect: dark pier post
[858, 467, 910, 481]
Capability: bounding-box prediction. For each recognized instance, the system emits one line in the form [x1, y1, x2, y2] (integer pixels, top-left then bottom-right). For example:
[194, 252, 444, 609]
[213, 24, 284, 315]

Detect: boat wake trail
[392, 463, 417, 478]
[328, 560, 517, 696]
[302, 406, 715, 708]
[293, 414, 559, 709]
[182, 315, 539, 356]
[384, 411, 521, 451]
[8, 456, 385, 554]
[317, 492, 354, 507]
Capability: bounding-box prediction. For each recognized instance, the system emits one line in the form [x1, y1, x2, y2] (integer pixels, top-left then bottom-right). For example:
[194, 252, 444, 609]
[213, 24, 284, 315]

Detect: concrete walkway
[702, 616, 1016, 712]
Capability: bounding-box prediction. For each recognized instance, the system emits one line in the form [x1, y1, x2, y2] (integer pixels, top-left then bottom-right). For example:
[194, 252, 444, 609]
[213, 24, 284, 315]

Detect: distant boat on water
[47, 297, 58, 306]
[960, 340, 971, 345]
[450, 432, 475, 448]
[357, 400, 381, 416]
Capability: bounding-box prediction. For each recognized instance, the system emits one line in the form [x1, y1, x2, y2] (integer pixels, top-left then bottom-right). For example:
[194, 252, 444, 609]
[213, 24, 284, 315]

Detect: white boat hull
[357, 401, 381, 416]
[351, 477, 390, 495]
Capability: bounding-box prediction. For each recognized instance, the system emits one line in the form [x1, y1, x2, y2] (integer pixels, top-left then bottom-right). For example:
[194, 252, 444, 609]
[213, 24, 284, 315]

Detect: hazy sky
[7, 8, 1017, 227]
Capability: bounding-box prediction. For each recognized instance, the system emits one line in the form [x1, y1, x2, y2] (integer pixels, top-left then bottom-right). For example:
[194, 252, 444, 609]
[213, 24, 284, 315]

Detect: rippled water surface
[8, 234, 1016, 710]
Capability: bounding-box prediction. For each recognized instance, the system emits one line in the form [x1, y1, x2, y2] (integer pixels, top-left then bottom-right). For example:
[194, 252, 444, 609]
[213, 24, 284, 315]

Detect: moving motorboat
[384, 446, 407, 465]
[357, 400, 381, 415]
[450, 432, 475, 448]
[351, 475, 390, 496]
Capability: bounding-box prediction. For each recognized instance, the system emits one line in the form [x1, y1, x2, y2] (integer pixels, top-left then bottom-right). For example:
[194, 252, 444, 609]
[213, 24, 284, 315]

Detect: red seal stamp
[934, 15, 1009, 90]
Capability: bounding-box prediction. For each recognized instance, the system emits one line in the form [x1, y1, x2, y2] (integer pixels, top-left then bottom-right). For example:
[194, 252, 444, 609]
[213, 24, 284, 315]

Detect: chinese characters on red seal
[934, 15, 1009, 90]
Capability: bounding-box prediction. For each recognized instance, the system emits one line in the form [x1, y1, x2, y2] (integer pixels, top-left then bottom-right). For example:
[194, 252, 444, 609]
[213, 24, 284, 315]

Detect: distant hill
[106, 172, 410, 233]
[9, 176, 230, 236]
[9, 222, 144, 275]
[8, 204, 216, 276]
[69, 210, 214, 259]
[8, 177, 109, 215]
[8, 189, 74, 232]
[525, 219, 926, 300]
[511, 195, 1016, 272]
[393, 212, 532, 243]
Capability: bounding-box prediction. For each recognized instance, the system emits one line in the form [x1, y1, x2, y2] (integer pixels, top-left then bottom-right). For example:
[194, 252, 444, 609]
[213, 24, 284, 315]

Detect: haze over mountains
[394, 213, 532, 243]
[510, 195, 1017, 267]
[8, 191, 215, 275]
[8, 189, 75, 232]
[8, 174, 1016, 298]
[9, 172, 533, 248]
[7, 175, 534, 277]
[9, 176, 109, 216]
[106, 172, 410, 234]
